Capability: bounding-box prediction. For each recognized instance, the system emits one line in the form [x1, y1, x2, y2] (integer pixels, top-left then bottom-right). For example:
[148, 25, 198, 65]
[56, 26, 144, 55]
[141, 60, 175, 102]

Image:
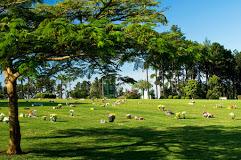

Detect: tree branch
[46, 56, 71, 61]
[0, 0, 28, 8]
[95, 0, 113, 19]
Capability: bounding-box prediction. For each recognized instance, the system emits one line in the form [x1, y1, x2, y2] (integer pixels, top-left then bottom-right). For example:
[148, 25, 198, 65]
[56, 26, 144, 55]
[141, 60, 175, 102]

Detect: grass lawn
[1, 99, 241, 160]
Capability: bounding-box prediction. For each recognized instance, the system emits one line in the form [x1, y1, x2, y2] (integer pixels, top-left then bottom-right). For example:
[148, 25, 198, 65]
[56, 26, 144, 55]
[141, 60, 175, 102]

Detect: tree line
[132, 25, 241, 99]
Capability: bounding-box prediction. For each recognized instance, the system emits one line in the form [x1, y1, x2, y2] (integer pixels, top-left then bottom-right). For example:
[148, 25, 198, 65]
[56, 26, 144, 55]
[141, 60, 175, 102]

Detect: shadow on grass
[26, 126, 241, 160]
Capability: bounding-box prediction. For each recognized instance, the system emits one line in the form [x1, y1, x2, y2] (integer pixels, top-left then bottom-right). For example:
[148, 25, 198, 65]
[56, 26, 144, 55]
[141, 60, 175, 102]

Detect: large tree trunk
[4, 68, 22, 155]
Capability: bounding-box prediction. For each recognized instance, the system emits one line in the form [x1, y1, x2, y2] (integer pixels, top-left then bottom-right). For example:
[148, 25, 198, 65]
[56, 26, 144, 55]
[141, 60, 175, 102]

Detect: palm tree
[133, 80, 152, 99]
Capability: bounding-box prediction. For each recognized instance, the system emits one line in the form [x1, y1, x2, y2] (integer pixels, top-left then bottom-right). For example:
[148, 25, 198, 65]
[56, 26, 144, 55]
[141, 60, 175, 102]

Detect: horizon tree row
[133, 25, 241, 99]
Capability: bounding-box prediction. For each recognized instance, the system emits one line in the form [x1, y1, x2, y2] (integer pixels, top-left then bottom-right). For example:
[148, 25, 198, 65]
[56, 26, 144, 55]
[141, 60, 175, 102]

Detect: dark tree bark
[4, 68, 22, 155]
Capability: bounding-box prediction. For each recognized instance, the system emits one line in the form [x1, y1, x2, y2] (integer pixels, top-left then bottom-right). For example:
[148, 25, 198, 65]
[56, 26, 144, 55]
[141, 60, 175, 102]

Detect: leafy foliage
[70, 81, 90, 98]
[123, 90, 141, 99]
[184, 80, 202, 99]
[206, 75, 222, 99]
[35, 93, 56, 99]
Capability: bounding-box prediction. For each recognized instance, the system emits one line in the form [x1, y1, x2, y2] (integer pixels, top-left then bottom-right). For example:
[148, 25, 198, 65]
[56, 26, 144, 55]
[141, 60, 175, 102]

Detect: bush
[35, 93, 56, 99]
[183, 80, 202, 99]
[123, 90, 141, 99]
[168, 95, 173, 99]
[206, 75, 222, 99]
[206, 88, 221, 99]
[173, 95, 180, 99]
[159, 95, 165, 99]
[238, 95, 241, 100]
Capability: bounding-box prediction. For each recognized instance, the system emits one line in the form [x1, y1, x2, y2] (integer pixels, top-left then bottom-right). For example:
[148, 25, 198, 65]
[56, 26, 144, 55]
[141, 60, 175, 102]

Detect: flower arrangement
[0, 113, 5, 122]
[69, 104, 75, 107]
[181, 111, 186, 119]
[50, 114, 57, 122]
[126, 114, 132, 119]
[227, 105, 237, 109]
[203, 112, 214, 118]
[100, 119, 106, 124]
[69, 110, 74, 116]
[19, 113, 26, 118]
[229, 112, 235, 120]
[3, 117, 9, 123]
[175, 111, 186, 119]
[42, 116, 47, 120]
[175, 112, 181, 119]
[157, 105, 165, 111]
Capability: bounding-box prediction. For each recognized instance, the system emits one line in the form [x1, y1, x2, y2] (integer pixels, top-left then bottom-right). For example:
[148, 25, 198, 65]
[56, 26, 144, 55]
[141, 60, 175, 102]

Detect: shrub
[183, 80, 202, 99]
[173, 95, 180, 99]
[237, 95, 241, 100]
[159, 95, 165, 99]
[35, 93, 56, 99]
[206, 75, 222, 99]
[206, 88, 221, 99]
[168, 95, 173, 99]
[123, 90, 141, 99]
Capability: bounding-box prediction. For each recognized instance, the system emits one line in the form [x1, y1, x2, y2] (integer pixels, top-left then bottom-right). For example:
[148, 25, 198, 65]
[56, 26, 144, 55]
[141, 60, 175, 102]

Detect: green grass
[1, 99, 241, 160]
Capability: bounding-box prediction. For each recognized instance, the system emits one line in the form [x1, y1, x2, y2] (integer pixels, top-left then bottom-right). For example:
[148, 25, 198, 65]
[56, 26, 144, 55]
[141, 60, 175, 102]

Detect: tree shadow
[26, 126, 241, 160]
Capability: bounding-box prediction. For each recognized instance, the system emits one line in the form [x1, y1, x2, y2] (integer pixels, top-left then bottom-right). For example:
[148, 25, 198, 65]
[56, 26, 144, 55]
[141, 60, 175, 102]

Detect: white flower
[69, 110, 74, 116]
[0, 113, 5, 122]
[229, 112, 235, 119]
[42, 116, 47, 120]
[50, 114, 57, 122]
[3, 117, 9, 123]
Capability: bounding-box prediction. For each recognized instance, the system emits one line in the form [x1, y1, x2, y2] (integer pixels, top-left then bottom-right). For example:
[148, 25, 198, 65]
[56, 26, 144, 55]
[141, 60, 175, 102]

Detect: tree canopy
[0, 0, 167, 155]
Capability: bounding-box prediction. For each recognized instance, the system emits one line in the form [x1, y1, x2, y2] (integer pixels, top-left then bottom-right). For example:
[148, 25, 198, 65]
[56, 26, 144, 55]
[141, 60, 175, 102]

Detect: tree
[35, 76, 55, 93]
[183, 80, 202, 99]
[206, 75, 222, 99]
[133, 80, 152, 99]
[56, 74, 69, 99]
[70, 81, 90, 98]
[89, 78, 102, 98]
[0, 0, 167, 154]
[234, 50, 241, 95]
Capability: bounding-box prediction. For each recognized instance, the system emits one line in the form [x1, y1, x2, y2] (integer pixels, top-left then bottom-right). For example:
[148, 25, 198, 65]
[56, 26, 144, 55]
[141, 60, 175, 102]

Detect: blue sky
[1, 0, 241, 88]
[161, 0, 241, 50]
